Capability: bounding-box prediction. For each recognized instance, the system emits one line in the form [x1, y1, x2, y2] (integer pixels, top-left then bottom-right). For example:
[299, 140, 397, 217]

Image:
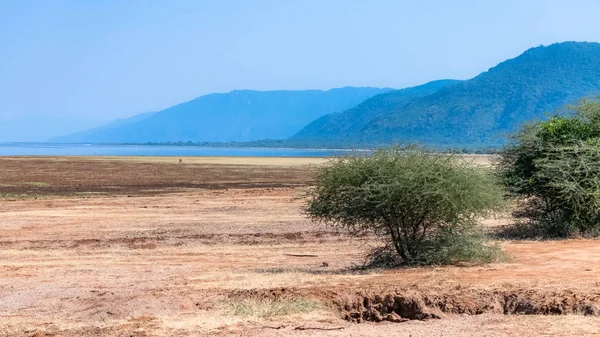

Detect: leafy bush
[497, 98, 600, 237]
[305, 147, 505, 266]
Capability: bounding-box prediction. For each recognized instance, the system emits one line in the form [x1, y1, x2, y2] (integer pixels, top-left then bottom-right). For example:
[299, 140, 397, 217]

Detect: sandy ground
[1, 156, 600, 336]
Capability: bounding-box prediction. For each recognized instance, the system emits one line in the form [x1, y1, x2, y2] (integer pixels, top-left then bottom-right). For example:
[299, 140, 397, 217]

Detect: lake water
[0, 144, 348, 157]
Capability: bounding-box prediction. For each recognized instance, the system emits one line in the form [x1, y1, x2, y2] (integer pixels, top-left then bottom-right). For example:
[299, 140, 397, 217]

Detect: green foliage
[306, 147, 505, 266]
[538, 116, 600, 144]
[498, 98, 600, 237]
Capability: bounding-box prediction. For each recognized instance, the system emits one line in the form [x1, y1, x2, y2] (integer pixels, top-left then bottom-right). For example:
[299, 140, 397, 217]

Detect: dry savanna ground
[1, 156, 600, 336]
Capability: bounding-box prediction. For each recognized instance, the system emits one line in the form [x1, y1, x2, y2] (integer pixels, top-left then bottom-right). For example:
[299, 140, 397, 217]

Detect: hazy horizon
[2, 0, 600, 141]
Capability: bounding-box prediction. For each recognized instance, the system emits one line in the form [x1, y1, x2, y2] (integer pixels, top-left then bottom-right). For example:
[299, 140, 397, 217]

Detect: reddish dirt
[1, 157, 600, 336]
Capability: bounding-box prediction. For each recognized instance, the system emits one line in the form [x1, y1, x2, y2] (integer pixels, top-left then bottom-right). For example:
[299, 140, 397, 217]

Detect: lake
[0, 144, 348, 157]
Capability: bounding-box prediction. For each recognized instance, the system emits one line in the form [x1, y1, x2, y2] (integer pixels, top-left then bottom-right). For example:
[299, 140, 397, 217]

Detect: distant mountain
[0, 115, 108, 143]
[51, 87, 391, 143]
[290, 80, 461, 144]
[51, 111, 156, 143]
[292, 42, 600, 148]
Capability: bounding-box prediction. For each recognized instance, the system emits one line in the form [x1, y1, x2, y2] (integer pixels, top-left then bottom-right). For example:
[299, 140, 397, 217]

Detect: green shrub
[305, 147, 505, 266]
[497, 97, 600, 237]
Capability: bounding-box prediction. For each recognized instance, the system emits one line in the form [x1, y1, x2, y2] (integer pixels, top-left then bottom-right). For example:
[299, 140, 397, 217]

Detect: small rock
[321, 262, 329, 267]
[584, 305, 599, 316]
[385, 312, 409, 323]
[348, 310, 362, 319]
[369, 310, 383, 322]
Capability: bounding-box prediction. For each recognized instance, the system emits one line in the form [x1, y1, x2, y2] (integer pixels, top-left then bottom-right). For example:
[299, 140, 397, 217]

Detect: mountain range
[51, 87, 390, 143]
[0, 114, 107, 143]
[52, 42, 600, 149]
[289, 79, 461, 145]
[293, 42, 600, 147]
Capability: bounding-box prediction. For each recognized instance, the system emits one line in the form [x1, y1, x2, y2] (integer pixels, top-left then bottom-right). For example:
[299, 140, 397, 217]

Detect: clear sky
[2, 0, 600, 140]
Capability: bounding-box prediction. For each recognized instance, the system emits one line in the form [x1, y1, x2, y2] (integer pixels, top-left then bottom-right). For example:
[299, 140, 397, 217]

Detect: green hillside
[292, 42, 600, 148]
[289, 80, 461, 145]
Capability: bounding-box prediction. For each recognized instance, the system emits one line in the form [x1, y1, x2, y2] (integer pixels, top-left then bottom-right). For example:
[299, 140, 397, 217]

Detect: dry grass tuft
[222, 297, 324, 318]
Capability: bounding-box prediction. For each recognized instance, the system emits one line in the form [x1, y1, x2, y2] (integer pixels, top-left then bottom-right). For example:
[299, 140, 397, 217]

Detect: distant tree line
[108, 140, 499, 154]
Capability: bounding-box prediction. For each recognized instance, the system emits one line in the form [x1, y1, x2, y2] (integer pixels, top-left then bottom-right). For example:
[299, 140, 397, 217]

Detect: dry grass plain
[1, 156, 600, 336]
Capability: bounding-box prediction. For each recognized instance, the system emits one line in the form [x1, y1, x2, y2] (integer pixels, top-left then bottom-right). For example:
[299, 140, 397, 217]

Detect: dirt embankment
[230, 286, 600, 324]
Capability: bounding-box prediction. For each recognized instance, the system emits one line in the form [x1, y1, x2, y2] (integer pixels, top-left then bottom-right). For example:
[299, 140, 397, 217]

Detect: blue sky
[2, 0, 600, 140]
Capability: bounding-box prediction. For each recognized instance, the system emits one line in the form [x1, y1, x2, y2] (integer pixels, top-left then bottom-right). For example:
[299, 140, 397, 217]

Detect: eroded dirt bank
[231, 286, 600, 323]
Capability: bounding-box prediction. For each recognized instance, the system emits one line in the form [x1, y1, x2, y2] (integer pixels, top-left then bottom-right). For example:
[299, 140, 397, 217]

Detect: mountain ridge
[289, 79, 462, 143]
[52, 42, 600, 149]
[293, 42, 600, 147]
[51, 87, 391, 143]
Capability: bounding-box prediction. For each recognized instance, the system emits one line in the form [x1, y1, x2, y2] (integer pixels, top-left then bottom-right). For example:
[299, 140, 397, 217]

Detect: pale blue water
[0, 144, 347, 157]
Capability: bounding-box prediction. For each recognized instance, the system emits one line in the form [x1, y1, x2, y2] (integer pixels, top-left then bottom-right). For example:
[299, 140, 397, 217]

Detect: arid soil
[0, 156, 323, 197]
[1, 156, 600, 336]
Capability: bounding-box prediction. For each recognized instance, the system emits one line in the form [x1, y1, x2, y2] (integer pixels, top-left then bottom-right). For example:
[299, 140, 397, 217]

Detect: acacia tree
[306, 147, 504, 266]
[497, 98, 600, 237]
